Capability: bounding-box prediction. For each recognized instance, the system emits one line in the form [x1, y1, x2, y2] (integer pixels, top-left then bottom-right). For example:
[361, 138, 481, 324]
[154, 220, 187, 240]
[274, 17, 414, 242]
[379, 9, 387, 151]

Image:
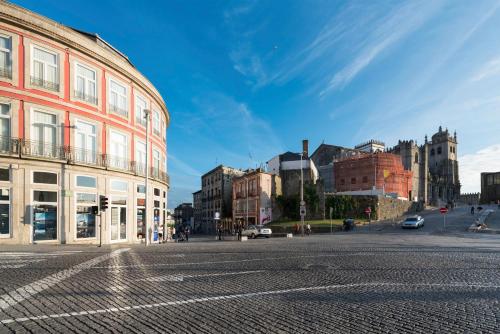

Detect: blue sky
[14, 0, 500, 207]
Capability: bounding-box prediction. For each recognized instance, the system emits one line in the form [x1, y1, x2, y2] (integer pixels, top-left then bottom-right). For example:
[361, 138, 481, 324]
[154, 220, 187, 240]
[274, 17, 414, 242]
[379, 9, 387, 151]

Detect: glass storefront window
[0, 188, 9, 235]
[76, 193, 96, 239]
[0, 168, 9, 181]
[76, 175, 96, 188]
[33, 205, 57, 241]
[111, 197, 127, 242]
[137, 197, 145, 239]
[33, 171, 57, 184]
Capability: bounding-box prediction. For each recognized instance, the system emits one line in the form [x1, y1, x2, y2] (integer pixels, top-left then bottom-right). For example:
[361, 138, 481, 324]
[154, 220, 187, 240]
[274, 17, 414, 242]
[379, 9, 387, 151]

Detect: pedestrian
[185, 227, 190, 242]
[471, 206, 475, 215]
[217, 224, 222, 241]
[306, 223, 311, 236]
[237, 222, 242, 241]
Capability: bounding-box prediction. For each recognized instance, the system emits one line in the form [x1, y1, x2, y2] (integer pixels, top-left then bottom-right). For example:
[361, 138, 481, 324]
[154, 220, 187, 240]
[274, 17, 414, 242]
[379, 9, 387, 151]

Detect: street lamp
[144, 109, 151, 246]
[300, 153, 305, 236]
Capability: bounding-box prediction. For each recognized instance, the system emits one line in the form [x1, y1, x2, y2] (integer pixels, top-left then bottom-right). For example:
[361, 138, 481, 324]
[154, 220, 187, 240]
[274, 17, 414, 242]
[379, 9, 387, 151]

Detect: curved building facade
[0, 3, 169, 245]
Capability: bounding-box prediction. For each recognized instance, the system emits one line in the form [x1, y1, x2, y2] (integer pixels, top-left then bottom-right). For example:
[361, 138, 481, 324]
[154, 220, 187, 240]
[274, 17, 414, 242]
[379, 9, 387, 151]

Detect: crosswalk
[0, 251, 83, 269]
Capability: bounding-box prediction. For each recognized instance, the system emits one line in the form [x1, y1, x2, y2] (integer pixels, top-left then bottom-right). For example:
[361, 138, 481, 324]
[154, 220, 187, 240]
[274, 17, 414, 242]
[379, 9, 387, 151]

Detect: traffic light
[99, 195, 109, 212]
[91, 206, 99, 215]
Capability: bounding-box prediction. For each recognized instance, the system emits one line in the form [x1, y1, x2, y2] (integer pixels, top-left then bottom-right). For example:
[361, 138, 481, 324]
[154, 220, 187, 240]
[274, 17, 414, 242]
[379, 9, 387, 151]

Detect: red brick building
[334, 153, 413, 199]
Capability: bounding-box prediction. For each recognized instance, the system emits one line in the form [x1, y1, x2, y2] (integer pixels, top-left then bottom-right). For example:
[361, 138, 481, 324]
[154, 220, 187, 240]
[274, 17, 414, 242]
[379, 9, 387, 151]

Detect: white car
[401, 215, 425, 229]
[242, 224, 272, 238]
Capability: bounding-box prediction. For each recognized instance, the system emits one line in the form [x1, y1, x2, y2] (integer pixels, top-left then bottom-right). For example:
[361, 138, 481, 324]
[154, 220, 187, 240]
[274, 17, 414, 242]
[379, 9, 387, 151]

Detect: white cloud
[460, 144, 500, 193]
[471, 57, 500, 82]
[319, 1, 442, 96]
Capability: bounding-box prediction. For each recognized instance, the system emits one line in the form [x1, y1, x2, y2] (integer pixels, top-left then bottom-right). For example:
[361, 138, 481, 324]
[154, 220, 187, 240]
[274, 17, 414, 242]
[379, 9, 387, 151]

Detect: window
[437, 147, 442, 154]
[414, 152, 419, 163]
[109, 79, 127, 116]
[362, 176, 368, 183]
[154, 188, 160, 196]
[340, 179, 345, 185]
[0, 188, 10, 236]
[153, 110, 160, 136]
[109, 131, 128, 169]
[0, 35, 11, 79]
[137, 184, 145, 194]
[76, 175, 96, 188]
[135, 96, 147, 127]
[31, 110, 57, 158]
[430, 149, 435, 156]
[0, 168, 8, 181]
[153, 149, 160, 175]
[76, 193, 96, 238]
[31, 46, 59, 91]
[162, 118, 166, 142]
[0, 103, 10, 152]
[135, 141, 146, 174]
[33, 171, 57, 185]
[75, 120, 96, 164]
[75, 63, 97, 104]
[32, 190, 58, 241]
[111, 180, 128, 192]
[351, 177, 356, 184]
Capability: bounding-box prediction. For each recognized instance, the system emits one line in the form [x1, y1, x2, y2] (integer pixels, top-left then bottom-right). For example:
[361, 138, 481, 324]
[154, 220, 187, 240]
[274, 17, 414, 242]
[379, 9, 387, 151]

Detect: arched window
[414, 152, 419, 163]
[437, 147, 442, 154]
[430, 148, 435, 156]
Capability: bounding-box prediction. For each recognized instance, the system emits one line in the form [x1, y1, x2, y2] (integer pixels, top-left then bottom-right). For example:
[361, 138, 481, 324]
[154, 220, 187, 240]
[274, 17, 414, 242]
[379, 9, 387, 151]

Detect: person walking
[306, 223, 311, 236]
[471, 206, 475, 215]
[237, 222, 242, 241]
[185, 227, 190, 242]
[217, 224, 222, 241]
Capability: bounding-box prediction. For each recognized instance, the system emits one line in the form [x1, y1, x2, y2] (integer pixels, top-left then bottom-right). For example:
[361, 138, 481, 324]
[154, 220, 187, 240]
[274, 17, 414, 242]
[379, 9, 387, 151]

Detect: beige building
[0, 3, 169, 245]
[232, 169, 281, 227]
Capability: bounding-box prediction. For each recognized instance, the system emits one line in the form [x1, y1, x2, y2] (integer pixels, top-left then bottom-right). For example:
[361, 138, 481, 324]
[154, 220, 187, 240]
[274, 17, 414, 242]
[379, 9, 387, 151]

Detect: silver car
[242, 224, 272, 238]
[401, 215, 425, 229]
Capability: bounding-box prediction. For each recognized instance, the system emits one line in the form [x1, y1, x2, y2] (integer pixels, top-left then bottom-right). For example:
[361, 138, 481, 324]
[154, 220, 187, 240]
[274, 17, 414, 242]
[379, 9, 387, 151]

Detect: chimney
[302, 139, 309, 158]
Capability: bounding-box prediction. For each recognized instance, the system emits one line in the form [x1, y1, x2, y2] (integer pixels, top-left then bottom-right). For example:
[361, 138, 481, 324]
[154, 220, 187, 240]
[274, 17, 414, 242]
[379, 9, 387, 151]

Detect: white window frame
[153, 110, 160, 136]
[0, 34, 12, 77]
[31, 189, 59, 243]
[0, 187, 11, 238]
[75, 192, 97, 240]
[0, 102, 10, 138]
[75, 175, 97, 189]
[161, 117, 166, 142]
[135, 139, 147, 174]
[74, 62, 97, 104]
[108, 78, 128, 117]
[109, 129, 129, 169]
[74, 119, 97, 164]
[31, 45, 59, 87]
[32, 170, 58, 185]
[135, 95, 147, 127]
[110, 179, 128, 192]
[153, 148, 160, 170]
[30, 108, 59, 156]
[110, 195, 128, 243]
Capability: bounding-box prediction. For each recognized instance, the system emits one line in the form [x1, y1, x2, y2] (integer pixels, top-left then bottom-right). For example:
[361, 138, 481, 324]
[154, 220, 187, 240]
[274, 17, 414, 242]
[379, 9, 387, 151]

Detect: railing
[0, 66, 11, 79]
[0, 136, 169, 185]
[74, 90, 98, 105]
[109, 104, 128, 117]
[30, 76, 59, 91]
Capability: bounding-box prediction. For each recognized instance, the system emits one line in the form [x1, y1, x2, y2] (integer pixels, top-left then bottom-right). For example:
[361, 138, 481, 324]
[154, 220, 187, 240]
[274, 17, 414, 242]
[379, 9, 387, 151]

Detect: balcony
[0, 136, 169, 185]
[74, 90, 98, 105]
[30, 76, 59, 92]
[109, 104, 128, 117]
[0, 66, 11, 79]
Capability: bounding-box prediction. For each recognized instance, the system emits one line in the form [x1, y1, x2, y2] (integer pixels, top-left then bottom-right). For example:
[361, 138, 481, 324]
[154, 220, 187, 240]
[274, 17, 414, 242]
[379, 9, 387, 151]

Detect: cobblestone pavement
[2, 219, 500, 333]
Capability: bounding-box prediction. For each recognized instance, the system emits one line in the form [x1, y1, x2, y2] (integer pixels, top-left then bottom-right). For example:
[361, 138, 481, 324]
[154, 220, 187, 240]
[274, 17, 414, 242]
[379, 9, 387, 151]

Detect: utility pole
[144, 109, 151, 246]
[300, 153, 305, 236]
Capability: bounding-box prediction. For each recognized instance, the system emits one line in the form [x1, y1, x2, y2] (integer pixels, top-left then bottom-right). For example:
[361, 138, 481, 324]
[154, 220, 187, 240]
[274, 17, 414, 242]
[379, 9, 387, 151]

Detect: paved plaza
[1, 207, 500, 333]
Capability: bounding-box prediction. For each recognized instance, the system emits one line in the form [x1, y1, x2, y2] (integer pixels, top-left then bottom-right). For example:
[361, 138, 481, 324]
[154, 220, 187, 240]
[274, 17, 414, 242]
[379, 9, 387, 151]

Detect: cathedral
[388, 126, 460, 205]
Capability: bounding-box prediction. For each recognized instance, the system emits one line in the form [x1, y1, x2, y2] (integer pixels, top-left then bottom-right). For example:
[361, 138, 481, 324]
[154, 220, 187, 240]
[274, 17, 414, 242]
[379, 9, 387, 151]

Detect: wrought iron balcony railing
[30, 76, 59, 92]
[108, 104, 128, 117]
[0, 66, 12, 79]
[0, 136, 169, 185]
[74, 90, 98, 105]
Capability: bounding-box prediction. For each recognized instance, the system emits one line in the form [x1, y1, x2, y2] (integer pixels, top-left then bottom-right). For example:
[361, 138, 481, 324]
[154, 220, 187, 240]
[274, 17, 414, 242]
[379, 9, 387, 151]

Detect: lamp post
[144, 109, 151, 246]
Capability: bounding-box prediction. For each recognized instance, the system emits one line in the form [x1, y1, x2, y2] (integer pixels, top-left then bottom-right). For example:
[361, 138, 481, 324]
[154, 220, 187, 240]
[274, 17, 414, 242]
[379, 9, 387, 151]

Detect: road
[1, 208, 500, 333]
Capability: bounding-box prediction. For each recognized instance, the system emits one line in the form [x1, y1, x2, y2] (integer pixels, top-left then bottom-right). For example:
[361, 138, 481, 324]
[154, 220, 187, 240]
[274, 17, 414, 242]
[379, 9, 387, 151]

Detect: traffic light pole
[98, 212, 102, 247]
[144, 110, 151, 246]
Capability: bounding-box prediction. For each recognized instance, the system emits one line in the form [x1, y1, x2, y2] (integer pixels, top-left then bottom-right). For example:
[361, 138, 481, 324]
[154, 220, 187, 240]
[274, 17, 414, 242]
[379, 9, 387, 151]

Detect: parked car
[401, 215, 425, 229]
[241, 224, 272, 238]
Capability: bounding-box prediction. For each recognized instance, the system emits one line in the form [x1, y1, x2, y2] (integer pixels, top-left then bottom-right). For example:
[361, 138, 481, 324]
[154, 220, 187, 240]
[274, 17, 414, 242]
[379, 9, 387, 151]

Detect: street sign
[365, 207, 372, 214]
[300, 205, 306, 217]
[300, 200, 306, 206]
[439, 207, 448, 214]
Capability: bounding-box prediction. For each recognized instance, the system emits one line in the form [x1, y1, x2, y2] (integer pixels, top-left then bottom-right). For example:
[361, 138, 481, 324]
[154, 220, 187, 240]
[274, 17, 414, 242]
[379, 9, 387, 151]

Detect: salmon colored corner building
[0, 2, 170, 245]
[334, 152, 413, 200]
